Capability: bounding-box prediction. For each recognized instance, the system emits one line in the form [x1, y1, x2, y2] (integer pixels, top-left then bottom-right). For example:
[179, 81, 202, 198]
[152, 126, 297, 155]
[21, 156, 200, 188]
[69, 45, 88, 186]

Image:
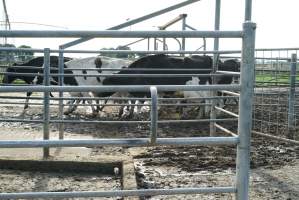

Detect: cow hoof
[91, 111, 98, 117]
[63, 111, 71, 115]
[19, 110, 27, 117]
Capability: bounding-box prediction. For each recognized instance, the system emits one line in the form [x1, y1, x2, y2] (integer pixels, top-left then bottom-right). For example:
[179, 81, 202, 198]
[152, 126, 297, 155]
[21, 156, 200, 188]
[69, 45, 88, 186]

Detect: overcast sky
[1, 0, 299, 55]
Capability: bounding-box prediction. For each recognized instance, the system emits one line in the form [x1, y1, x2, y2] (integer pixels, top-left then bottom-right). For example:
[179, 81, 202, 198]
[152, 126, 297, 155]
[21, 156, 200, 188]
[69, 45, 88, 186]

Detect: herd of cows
[1, 54, 240, 118]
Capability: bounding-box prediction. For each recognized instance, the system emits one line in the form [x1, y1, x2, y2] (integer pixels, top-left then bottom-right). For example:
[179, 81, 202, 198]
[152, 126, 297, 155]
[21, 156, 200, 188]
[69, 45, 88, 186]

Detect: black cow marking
[96, 77, 101, 83]
[2, 56, 78, 113]
[82, 70, 87, 80]
[94, 57, 102, 73]
[101, 54, 240, 118]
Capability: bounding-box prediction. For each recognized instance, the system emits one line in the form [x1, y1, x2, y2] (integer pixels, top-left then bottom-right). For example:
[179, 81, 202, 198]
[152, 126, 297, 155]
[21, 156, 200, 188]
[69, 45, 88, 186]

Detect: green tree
[115, 45, 131, 58]
[100, 46, 134, 58]
[100, 47, 117, 58]
[16, 45, 34, 62]
[0, 43, 16, 64]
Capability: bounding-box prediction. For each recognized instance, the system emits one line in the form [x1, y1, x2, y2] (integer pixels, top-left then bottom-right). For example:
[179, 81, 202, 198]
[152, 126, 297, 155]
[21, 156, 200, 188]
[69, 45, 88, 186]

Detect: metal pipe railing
[0, 137, 239, 148]
[0, 187, 236, 199]
[0, 72, 241, 78]
[0, 95, 239, 101]
[61, 0, 202, 48]
[0, 118, 238, 124]
[287, 54, 297, 139]
[215, 123, 238, 137]
[150, 87, 158, 144]
[0, 30, 243, 38]
[0, 47, 242, 54]
[215, 106, 239, 118]
[42, 48, 50, 157]
[0, 84, 241, 93]
[235, 21, 256, 200]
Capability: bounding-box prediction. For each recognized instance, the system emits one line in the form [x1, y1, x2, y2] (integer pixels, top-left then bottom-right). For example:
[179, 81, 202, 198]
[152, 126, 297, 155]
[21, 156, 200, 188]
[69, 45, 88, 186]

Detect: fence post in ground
[58, 47, 64, 139]
[210, 0, 221, 136]
[181, 14, 187, 53]
[236, 22, 256, 200]
[150, 86, 158, 145]
[43, 48, 51, 158]
[287, 53, 297, 139]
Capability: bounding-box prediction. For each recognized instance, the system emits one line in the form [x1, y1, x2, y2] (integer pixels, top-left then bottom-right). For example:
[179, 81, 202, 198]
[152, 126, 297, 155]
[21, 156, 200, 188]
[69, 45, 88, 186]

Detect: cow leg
[118, 99, 135, 119]
[96, 99, 108, 112]
[79, 92, 97, 117]
[23, 92, 32, 110]
[64, 99, 78, 115]
[64, 92, 82, 115]
[203, 91, 212, 118]
[134, 100, 142, 114]
[20, 92, 32, 116]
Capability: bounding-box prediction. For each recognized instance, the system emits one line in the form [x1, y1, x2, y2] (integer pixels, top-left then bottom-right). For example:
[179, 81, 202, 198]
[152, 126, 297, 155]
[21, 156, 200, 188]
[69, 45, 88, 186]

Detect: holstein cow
[2, 56, 133, 116]
[182, 58, 240, 118]
[63, 56, 133, 115]
[102, 54, 240, 119]
[102, 54, 214, 118]
[2, 56, 76, 114]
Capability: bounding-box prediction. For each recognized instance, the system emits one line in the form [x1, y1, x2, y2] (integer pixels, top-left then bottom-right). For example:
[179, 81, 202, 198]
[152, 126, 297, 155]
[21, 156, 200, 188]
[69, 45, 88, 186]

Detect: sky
[1, 0, 299, 56]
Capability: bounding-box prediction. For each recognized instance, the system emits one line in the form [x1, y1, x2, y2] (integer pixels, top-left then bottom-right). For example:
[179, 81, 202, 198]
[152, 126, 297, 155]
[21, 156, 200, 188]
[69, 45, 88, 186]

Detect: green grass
[255, 72, 299, 86]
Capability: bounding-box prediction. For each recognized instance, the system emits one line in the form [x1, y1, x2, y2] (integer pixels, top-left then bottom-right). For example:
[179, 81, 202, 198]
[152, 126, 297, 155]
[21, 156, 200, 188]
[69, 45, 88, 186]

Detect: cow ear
[94, 57, 102, 68]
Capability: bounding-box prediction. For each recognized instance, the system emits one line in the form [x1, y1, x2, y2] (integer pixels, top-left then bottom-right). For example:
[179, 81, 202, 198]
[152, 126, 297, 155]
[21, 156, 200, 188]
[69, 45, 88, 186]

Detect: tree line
[0, 43, 34, 64]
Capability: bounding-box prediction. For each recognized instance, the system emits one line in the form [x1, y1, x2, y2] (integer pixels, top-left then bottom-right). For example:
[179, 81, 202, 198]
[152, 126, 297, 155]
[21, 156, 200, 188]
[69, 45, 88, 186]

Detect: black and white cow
[102, 54, 240, 118]
[2, 56, 76, 114]
[2, 56, 133, 115]
[101, 54, 213, 117]
[63, 56, 133, 115]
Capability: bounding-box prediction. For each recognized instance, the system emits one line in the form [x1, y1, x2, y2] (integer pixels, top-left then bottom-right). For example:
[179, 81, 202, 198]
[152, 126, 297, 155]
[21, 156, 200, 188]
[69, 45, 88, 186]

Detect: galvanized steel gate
[0, 1, 255, 200]
[253, 48, 299, 144]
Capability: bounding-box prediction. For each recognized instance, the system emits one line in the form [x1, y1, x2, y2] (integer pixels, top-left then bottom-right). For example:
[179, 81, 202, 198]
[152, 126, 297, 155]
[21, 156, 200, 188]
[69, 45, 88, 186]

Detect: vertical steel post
[213, 0, 221, 52]
[43, 48, 51, 158]
[150, 87, 158, 145]
[147, 38, 150, 51]
[210, 0, 221, 136]
[181, 14, 186, 54]
[245, 0, 252, 21]
[287, 54, 297, 139]
[236, 22, 256, 200]
[154, 38, 158, 50]
[58, 47, 64, 139]
[162, 38, 167, 51]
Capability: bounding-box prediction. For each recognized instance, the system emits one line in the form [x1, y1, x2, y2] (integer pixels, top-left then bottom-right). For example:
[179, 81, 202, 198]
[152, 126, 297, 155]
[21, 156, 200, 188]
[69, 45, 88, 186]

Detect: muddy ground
[0, 92, 298, 199]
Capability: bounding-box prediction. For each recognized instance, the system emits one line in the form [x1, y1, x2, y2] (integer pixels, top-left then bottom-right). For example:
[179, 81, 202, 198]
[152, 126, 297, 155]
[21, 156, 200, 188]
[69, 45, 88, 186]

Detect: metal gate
[0, 1, 255, 200]
[253, 48, 299, 143]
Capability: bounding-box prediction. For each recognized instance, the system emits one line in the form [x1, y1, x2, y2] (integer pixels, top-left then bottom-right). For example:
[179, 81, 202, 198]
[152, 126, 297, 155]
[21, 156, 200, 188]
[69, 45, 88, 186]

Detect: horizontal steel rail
[0, 95, 240, 101]
[0, 72, 241, 78]
[0, 137, 239, 148]
[1, 47, 296, 55]
[217, 70, 240, 75]
[0, 118, 238, 124]
[0, 66, 214, 72]
[0, 47, 242, 54]
[0, 30, 243, 38]
[0, 187, 236, 199]
[215, 123, 238, 137]
[255, 47, 299, 51]
[0, 85, 241, 93]
[0, 102, 212, 107]
[252, 131, 299, 145]
[0, 101, 213, 107]
[215, 106, 239, 118]
[220, 90, 240, 96]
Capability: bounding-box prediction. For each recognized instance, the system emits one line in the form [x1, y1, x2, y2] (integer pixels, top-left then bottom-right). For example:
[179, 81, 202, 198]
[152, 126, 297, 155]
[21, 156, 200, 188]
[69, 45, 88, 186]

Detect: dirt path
[0, 93, 298, 199]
